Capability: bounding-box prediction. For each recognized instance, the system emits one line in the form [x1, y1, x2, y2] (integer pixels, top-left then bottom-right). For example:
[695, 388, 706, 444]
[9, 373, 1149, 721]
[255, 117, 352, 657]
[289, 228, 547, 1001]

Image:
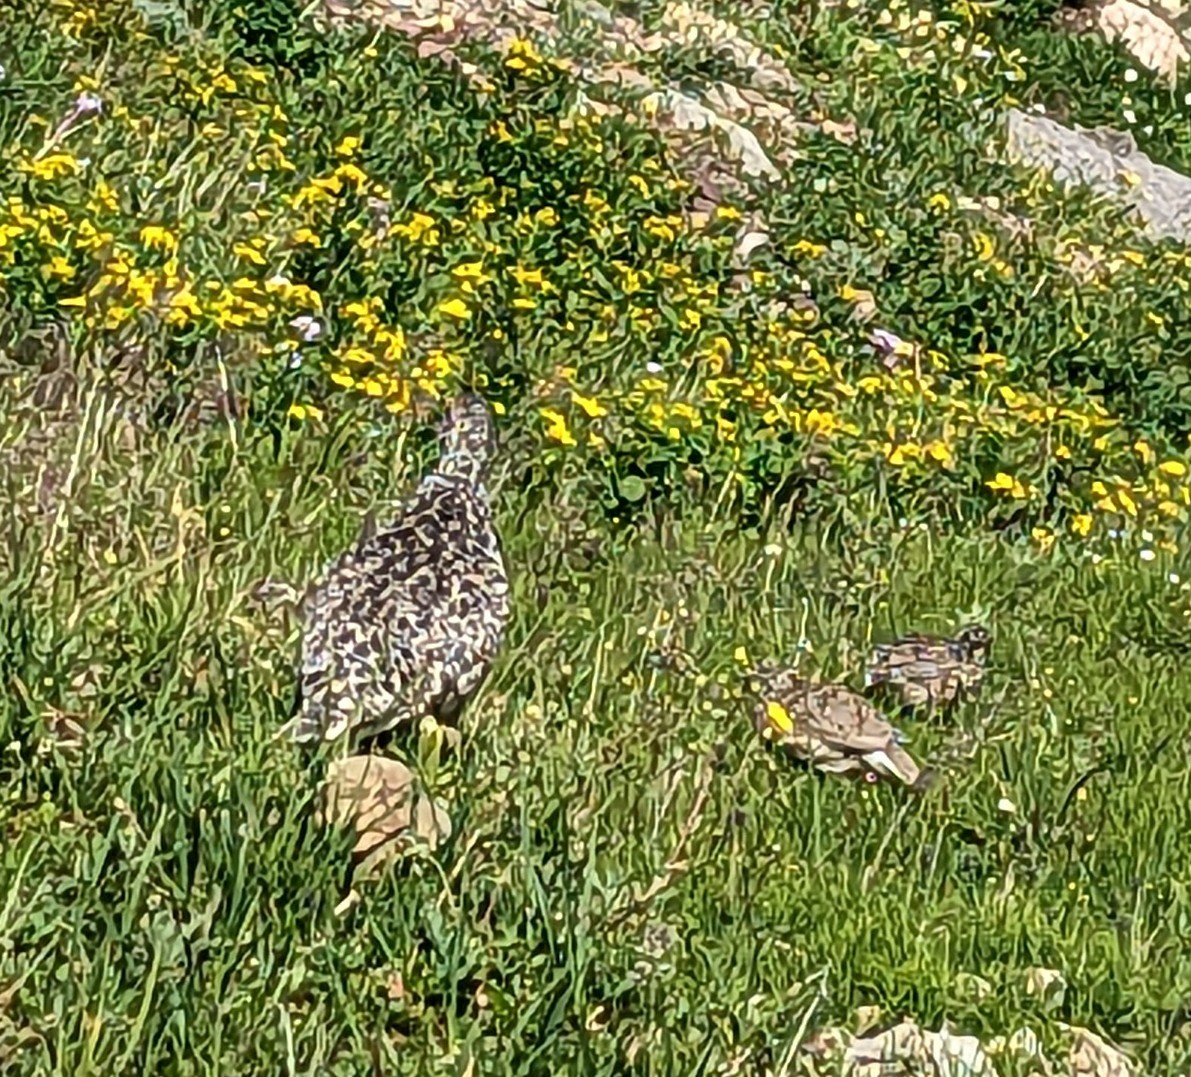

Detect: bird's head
[957, 623, 992, 660]
[744, 659, 808, 741]
[436, 392, 497, 485]
[744, 658, 804, 699]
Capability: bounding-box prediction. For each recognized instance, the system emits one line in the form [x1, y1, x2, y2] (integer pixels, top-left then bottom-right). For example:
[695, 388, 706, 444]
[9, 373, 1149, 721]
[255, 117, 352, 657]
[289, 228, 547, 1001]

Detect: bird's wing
[868, 638, 949, 679]
[289, 590, 411, 742]
[808, 685, 902, 754]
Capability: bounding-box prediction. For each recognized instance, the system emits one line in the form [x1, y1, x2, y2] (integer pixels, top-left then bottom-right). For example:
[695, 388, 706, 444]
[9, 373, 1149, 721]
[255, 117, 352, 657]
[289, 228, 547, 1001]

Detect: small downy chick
[864, 624, 991, 709]
[747, 662, 929, 789]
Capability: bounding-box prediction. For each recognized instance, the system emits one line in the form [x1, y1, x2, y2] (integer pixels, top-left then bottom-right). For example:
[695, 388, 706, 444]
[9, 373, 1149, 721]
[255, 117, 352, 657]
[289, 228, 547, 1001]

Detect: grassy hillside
[4, 0, 1191, 1072]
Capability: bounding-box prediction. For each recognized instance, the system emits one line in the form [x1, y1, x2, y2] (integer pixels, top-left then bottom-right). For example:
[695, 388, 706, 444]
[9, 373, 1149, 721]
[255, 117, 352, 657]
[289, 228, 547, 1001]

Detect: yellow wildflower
[21, 153, 78, 181]
[1031, 526, 1055, 552]
[924, 440, 952, 465]
[509, 265, 546, 288]
[998, 385, 1023, 408]
[452, 261, 487, 280]
[139, 225, 177, 251]
[971, 232, 995, 261]
[504, 35, 543, 70]
[805, 410, 839, 436]
[765, 700, 794, 734]
[791, 238, 826, 258]
[1071, 514, 1093, 537]
[541, 408, 576, 447]
[571, 392, 607, 419]
[233, 242, 267, 266]
[1159, 460, 1187, 477]
[437, 298, 470, 320]
[43, 256, 76, 281]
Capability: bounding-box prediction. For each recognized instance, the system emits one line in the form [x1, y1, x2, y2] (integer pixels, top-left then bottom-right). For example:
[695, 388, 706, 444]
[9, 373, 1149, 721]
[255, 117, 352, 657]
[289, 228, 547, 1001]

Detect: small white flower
[1124, 68, 1138, 83]
[1185, 91, 1191, 106]
[1143, 125, 1154, 136]
[645, 361, 663, 374]
[1169, 572, 1181, 585]
[997, 797, 1017, 814]
[289, 314, 323, 342]
[869, 327, 904, 353]
[75, 91, 103, 115]
[1091, 553, 1104, 564]
[762, 543, 782, 557]
[1107, 529, 1121, 540]
[1142, 529, 1154, 542]
[1123, 108, 1137, 125]
[1140, 548, 1156, 562]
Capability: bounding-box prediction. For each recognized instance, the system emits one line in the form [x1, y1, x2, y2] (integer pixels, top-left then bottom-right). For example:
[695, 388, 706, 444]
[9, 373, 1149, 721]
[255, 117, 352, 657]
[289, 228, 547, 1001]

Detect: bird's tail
[275, 711, 331, 744]
[864, 744, 925, 788]
[274, 672, 354, 745]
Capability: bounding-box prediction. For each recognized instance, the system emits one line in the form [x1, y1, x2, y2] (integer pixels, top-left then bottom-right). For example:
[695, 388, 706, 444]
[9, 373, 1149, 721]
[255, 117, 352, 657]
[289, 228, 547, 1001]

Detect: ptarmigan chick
[284, 392, 510, 745]
[864, 624, 990, 709]
[748, 661, 928, 788]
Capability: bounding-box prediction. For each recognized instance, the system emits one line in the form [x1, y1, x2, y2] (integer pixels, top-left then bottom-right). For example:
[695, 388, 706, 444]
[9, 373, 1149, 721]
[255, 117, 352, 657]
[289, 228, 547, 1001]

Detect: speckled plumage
[748, 663, 927, 788]
[864, 624, 990, 708]
[284, 393, 510, 745]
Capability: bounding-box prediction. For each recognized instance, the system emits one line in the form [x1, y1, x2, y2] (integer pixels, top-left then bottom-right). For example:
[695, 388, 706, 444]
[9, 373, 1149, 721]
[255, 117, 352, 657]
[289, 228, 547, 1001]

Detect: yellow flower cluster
[7, 9, 1191, 559]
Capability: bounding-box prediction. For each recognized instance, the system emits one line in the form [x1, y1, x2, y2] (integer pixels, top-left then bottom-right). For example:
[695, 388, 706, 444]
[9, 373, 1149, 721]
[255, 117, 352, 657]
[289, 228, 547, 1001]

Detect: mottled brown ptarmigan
[283, 392, 510, 746]
[864, 624, 990, 709]
[747, 661, 929, 788]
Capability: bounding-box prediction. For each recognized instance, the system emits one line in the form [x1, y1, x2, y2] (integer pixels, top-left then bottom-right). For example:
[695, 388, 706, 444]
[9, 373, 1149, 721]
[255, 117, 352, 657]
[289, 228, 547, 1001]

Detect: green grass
[5, 0, 1191, 1072]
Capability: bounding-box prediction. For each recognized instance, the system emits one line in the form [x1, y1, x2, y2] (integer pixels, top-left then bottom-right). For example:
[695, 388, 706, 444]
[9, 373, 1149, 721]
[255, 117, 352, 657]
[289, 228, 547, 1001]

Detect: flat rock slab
[1004, 107, 1191, 245]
